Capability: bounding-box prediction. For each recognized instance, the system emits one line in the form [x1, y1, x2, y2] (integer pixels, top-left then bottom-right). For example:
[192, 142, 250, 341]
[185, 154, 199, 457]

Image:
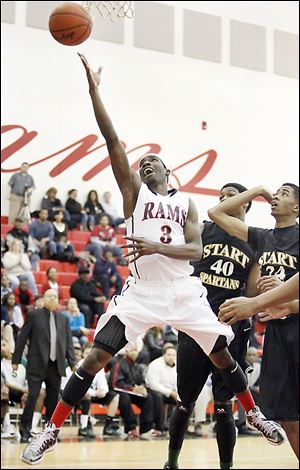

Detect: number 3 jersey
[125, 183, 193, 281]
[192, 221, 256, 314]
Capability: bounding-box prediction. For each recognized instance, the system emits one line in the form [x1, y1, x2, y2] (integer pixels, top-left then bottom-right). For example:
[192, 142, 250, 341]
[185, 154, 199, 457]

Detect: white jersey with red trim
[125, 183, 194, 281]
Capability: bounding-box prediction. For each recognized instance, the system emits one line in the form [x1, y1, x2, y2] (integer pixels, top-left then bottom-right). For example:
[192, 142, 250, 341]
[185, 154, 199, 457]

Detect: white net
[83, 1, 134, 21]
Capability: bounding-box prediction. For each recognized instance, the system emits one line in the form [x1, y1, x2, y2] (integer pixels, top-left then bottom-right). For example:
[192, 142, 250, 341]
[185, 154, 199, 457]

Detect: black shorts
[260, 316, 299, 421]
[177, 319, 251, 404]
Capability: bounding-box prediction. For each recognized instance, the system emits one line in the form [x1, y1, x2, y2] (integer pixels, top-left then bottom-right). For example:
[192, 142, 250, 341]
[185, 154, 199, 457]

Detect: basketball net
[82, 1, 134, 20]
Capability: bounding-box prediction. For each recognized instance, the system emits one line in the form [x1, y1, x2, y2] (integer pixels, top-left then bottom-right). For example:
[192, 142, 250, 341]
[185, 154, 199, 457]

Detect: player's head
[139, 153, 171, 188]
[220, 183, 251, 219]
[271, 183, 299, 220]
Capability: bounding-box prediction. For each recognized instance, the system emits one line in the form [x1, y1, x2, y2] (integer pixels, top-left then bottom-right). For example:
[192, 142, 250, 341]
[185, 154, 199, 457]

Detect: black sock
[215, 404, 236, 469]
[62, 367, 95, 407]
[168, 402, 194, 468]
[104, 416, 113, 428]
[219, 361, 247, 394]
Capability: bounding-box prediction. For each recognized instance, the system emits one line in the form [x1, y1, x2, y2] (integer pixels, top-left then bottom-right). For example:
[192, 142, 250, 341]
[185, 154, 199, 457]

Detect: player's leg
[164, 332, 211, 470]
[21, 315, 128, 465]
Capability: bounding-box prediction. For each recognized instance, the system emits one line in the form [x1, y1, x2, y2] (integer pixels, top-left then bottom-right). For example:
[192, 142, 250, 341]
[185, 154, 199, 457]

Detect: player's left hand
[218, 296, 255, 325]
[258, 304, 290, 322]
[256, 275, 283, 293]
[121, 236, 158, 263]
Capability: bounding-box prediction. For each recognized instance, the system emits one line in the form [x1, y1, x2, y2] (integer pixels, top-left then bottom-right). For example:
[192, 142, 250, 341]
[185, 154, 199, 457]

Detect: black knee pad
[93, 315, 127, 356]
[214, 403, 234, 423]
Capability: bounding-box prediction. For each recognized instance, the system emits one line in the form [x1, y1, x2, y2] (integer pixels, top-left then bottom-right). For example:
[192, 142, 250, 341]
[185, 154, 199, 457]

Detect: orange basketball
[49, 2, 92, 46]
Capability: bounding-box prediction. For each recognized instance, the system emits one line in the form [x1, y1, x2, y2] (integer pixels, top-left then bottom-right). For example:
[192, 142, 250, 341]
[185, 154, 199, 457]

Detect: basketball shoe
[246, 406, 286, 445]
[21, 422, 59, 465]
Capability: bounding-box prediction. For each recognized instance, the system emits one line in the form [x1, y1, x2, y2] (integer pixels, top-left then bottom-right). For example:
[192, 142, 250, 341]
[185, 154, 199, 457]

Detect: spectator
[28, 209, 57, 259]
[7, 162, 35, 224]
[70, 266, 106, 328]
[143, 327, 165, 362]
[52, 210, 75, 261]
[84, 190, 106, 229]
[13, 279, 34, 318]
[163, 325, 178, 346]
[1, 293, 24, 342]
[1, 337, 46, 437]
[1, 322, 15, 354]
[1, 274, 12, 302]
[62, 298, 89, 346]
[2, 239, 37, 295]
[33, 295, 44, 309]
[41, 267, 63, 303]
[11, 289, 76, 442]
[1, 371, 10, 437]
[86, 214, 123, 262]
[41, 187, 69, 222]
[92, 249, 123, 299]
[79, 343, 122, 437]
[65, 189, 92, 231]
[101, 191, 124, 228]
[110, 346, 159, 440]
[145, 344, 177, 432]
[5, 217, 40, 271]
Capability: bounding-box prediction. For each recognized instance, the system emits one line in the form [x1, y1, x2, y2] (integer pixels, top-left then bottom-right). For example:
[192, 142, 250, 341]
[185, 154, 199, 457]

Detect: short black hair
[282, 183, 299, 202]
[221, 183, 252, 212]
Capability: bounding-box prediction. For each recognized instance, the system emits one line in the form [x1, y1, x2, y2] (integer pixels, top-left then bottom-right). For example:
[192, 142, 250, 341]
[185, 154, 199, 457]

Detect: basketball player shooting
[21, 54, 286, 466]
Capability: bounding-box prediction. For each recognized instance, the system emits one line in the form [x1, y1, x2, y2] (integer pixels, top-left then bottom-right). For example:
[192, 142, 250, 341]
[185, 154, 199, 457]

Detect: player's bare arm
[121, 199, 203, 263]
[78, 53, 140, 218]
[208, 186, 273, 242]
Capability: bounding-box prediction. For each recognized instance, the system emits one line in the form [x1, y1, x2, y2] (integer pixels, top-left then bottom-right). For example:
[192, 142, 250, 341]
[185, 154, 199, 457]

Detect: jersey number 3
[160, 225, 172, 244]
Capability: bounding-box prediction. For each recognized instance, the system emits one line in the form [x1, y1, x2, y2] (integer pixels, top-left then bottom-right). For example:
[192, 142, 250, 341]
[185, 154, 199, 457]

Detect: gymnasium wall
[1, 1, 299, 228]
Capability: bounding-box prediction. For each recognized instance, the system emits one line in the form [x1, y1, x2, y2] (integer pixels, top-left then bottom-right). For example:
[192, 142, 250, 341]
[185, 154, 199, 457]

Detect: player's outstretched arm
[218, 272, 299, 324]
[78, 53, 140, 218]
[208, 186, 273, 242]
[121, 199, 203, 262]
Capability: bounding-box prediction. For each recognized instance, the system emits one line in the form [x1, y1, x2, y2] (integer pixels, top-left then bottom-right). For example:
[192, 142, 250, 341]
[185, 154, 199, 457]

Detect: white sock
[31, 412, 42, 430]
[80, 415, 89, 429]
[3, 414, 11, 428]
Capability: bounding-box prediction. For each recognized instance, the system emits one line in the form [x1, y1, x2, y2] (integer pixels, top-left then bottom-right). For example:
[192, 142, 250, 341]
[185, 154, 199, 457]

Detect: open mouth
[143, 167, 154, 177]
[271, 202, 278, 209]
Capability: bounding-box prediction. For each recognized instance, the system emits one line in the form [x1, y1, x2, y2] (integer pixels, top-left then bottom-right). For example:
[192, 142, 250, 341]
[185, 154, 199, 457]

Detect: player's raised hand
[121, 236, 158, 263]
[78, 53, 102, 91]
[260, 187, 274, 203]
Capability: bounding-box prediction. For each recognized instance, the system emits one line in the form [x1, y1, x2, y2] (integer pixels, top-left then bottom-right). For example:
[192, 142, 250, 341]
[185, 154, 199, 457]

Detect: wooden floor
[1, 426, 298, 469]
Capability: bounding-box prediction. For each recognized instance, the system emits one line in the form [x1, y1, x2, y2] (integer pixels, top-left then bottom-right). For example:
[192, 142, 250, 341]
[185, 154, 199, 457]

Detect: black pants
[117, 392, 154, 434]
[20, 360, 61, 434]
[150, 390, 176, 431]
[79, 302, 104, 328]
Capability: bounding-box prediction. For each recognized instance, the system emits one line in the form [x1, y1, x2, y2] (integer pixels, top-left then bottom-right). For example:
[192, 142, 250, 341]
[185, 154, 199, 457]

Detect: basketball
[49, 2, 92, 46]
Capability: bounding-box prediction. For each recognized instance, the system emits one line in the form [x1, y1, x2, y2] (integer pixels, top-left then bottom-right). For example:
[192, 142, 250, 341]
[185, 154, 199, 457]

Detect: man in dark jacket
[92, 249, 123, 299]
[70, 266, 106, 327]
[12, 289, 75, 442]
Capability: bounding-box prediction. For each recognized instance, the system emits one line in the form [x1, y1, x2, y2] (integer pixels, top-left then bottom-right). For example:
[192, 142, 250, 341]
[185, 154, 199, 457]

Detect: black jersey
[248, 224, 299, 321]
[192, 221, 256, 313]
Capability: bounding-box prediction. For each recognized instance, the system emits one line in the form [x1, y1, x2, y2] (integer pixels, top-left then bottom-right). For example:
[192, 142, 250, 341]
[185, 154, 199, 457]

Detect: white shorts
[94, 276, 234, 356]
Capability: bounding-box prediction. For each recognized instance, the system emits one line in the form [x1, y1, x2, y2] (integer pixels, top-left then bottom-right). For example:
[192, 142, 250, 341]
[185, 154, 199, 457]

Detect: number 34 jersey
[192, 221, 256, 313]
[125, 183, 193, 282]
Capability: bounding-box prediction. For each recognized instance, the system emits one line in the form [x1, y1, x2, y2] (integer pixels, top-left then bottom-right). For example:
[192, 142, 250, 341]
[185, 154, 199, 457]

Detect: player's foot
[163, 463, 179, 469]
[246, 406, 286, 445]
[21, 422, 59, 465]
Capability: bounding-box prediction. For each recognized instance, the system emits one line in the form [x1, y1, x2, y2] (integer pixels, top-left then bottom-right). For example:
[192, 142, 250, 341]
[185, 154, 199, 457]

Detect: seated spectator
[33, 295, 44, 309]
[51, 210, 75, 261]
[2, 239, 37, 295]
[5, 217, 40, 271]
[1, 337, 46, 437]
[86, 214, 123, 262]
[41, 187, 69, 222]
[101, 191, 125, 228]
[84, 190, 106, 229]
[13, 279, 34, 318]
[70, 266, 106, 328]
[80, 343, 122, 437]
[1, 372, 11, 437]
[1, 322, 15, 354]
[92, 249, 123, 300]
[62, 298, 89, 346]
[65, 189, 92, 231]
[1, 293, 24, 343]
[143, 326, 165, 362]
[110, 345, 160, 440]
[163, 325, 178, 346]
[1, 274, 12, 302]
[28, 209, 57, 259]
[40, 267, 63, 303]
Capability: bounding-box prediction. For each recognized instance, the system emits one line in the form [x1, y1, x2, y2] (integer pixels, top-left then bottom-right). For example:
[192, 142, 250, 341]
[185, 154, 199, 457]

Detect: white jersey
[125, 183, 193, 281]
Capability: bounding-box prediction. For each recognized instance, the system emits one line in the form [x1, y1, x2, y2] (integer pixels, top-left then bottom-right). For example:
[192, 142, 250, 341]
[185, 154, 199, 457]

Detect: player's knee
[177, 401, 195, 415]
[81, 347, 112, 375]
[209, 347, 234, 369]
[214, 403, 234, 423]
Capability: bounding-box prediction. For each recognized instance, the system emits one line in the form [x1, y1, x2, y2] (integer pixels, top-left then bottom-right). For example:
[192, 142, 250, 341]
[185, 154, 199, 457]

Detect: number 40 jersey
[125, 183, 193, 282]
